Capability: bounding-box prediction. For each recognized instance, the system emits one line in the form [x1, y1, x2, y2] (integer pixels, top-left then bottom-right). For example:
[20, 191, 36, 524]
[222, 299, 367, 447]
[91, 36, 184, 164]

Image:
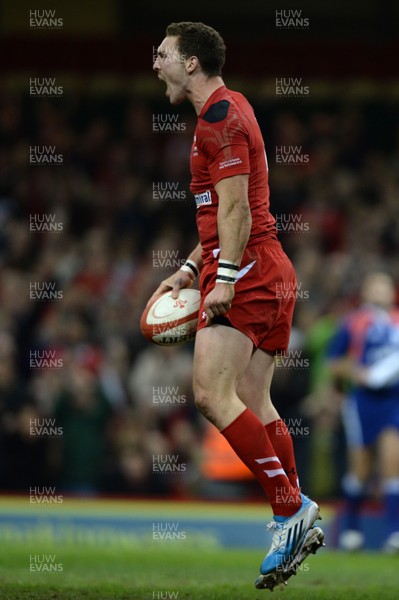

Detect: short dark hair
[166, 22, 226, 77]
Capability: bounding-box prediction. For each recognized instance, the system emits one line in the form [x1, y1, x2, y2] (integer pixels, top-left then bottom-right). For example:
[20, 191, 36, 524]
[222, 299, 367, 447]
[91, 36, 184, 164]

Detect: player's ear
[185, 55, 199, 75]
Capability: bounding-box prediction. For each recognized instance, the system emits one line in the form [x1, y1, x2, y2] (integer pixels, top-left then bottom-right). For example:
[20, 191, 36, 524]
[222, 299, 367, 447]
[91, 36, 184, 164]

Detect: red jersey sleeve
[198, 107, 250, 187]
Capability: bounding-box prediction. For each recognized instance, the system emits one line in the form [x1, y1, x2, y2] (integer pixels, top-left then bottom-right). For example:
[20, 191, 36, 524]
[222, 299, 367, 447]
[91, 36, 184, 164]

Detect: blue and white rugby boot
[255, 494, 324, 590]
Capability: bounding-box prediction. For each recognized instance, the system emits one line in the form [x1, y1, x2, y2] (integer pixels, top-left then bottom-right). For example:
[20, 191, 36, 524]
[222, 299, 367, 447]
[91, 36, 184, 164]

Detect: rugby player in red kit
[150, 21, 324, 589]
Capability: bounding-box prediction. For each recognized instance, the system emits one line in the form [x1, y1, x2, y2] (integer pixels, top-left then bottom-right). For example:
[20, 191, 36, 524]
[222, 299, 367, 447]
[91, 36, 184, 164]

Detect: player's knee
[194, 391, 211, 415]
[193, 382, 210, 412]
[236, 381, 259, 405]
[193, 378, 216, 419]
[236, 381, 249, 404]
[236, 380, 272, 410]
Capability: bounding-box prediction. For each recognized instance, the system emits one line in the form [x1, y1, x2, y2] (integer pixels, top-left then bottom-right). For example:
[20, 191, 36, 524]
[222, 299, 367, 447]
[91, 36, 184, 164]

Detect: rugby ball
[140, 289, 201, 345]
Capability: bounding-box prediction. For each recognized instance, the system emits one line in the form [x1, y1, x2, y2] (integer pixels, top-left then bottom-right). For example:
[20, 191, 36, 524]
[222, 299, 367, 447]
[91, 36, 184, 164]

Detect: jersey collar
[198, 85, 226, 119]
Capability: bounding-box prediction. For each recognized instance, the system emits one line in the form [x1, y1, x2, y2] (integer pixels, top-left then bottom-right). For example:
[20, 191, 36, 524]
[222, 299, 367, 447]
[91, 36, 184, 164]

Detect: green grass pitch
[0, 543, 398, 600]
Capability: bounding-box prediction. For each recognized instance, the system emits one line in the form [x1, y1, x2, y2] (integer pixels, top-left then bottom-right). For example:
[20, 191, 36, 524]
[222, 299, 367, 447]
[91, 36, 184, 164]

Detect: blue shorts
[342, 392, 399, 447]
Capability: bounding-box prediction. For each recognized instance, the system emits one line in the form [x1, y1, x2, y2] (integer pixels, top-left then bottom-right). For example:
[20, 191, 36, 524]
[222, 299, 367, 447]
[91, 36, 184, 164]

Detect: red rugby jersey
[190, 85, 277, 258]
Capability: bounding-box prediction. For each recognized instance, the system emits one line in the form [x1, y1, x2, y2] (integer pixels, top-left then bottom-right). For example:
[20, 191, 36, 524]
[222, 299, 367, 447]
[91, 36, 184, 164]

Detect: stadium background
[0, 1, 399, 598]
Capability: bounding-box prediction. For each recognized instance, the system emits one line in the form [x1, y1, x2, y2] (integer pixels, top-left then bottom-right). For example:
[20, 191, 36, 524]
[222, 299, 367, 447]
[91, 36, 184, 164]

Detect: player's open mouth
[158, 74, 167, 87]
[158, 75, 169, 95]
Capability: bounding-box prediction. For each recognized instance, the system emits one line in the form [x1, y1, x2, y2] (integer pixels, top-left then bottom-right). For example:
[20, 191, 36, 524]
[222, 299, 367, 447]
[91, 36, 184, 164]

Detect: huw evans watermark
[30, 77, 63, 97]
[30, 214, 63, 232]
[276, 78, 309, 97]
[276, 146, 309, 165]
[30, 418, 63, 438]
[30, 282, 62, 301]
[29, 554, 63, 572]
[275, 350, 310, 369]
[29, 350, 63, 369]
[152, 523, 186, 541]
[152, 45, 187, 65]
[153, 182, 187, 201]
[275, 485, 302, 505]
[30, 487, 63, 504]
[275, 281, 310, 301]
[153, 114, 186, 133]
[153, 455, 187, 474]
[152, 321, 196, 345]
[29, 9, 63, 29]
[152, 250, 186, 269]
[275, 9, 309, 29]
[276, 558, 310, 573]
[30, 146, 63, 165]
[275, 213, 310, 233]
[277, 418, 310, 438]
[152, 592, 179, 600]
[152, 387, 187, 405]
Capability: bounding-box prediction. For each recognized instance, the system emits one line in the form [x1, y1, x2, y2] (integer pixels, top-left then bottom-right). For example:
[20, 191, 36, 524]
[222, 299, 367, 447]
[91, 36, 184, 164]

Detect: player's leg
[378, 427, 399, 552]
[339, 445, 372, 550]
[234, 243, 300, 492]
[339, 396, 373, 550]
[193, 324, 301, 516]
[236, 348, 299, 489]
[233, 347, 323, 587]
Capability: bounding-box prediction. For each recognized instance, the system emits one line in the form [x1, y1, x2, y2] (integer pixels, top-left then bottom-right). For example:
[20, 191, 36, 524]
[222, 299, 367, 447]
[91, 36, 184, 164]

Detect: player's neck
[188, 76, 225, 115]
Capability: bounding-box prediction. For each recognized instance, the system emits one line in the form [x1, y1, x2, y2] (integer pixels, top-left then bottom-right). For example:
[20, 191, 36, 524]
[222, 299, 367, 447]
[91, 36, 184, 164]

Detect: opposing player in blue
[328, 272, 399, 552]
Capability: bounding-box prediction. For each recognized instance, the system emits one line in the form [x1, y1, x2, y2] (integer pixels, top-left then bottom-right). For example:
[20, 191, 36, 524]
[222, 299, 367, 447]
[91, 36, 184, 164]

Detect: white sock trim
[255, 456, 280, 465]
[264, 468, 287, 478]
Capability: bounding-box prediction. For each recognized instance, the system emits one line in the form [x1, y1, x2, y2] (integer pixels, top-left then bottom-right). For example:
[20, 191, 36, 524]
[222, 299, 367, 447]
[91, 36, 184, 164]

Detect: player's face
[153, 36, 188, 105]
[361, 273, 396, 309]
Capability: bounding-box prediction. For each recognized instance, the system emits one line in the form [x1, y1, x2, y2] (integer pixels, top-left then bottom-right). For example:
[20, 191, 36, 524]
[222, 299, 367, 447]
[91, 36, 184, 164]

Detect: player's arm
[217, 174, 251, 265]
[203, 174, 251, 322]
[328, 357, 356, 382]
[360, 350, 399, 388]
[146, 242, 203, 306]
[326, 324, 358, 385]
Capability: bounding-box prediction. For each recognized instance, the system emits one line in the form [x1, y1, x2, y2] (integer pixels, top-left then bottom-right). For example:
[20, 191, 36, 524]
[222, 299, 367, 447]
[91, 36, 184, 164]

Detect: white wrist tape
[216, 260, 239, 284]
[181, 259, 199, 278]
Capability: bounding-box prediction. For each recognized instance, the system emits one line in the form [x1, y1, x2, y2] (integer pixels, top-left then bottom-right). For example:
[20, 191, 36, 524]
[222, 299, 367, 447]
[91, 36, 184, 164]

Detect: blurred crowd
[0, 91, 398, 498]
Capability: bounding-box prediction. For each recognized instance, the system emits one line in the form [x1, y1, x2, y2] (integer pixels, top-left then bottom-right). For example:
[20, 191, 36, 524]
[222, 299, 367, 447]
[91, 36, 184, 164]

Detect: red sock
[221, 408, 301, 516]
[265, 419, 299, 491]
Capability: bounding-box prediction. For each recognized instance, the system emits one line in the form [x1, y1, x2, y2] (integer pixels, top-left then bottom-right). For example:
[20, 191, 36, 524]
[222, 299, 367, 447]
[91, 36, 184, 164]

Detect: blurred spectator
[0, 347, 48, 490]
[1, 91, 399, 498]
[54, 363, 113, 494]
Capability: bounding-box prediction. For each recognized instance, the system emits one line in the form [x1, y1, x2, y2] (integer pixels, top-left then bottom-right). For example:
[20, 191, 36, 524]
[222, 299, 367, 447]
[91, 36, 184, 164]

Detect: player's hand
[353, 366, 369, 386]
[204, 283, 235, 325]
[146, 270, 194, 307]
